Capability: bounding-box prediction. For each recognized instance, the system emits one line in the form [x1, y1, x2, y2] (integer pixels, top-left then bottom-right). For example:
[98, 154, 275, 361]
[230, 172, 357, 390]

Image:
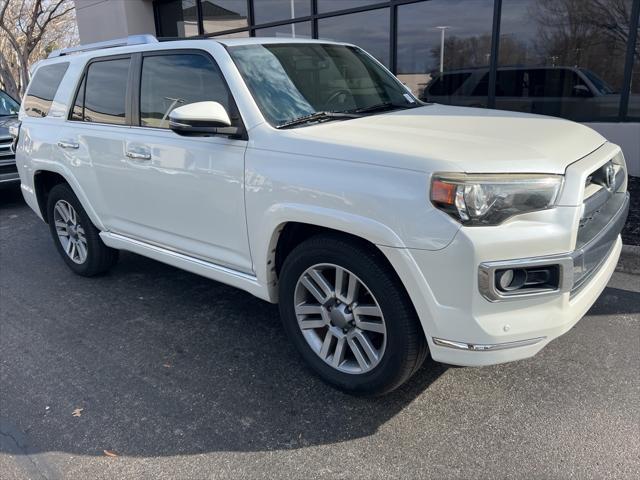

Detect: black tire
[46, 183, 118, 276]
[279, 234, 428, 396]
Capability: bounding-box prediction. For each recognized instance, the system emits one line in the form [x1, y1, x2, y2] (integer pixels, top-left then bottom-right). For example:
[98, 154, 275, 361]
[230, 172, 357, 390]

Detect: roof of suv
[214, 37, 349, 47]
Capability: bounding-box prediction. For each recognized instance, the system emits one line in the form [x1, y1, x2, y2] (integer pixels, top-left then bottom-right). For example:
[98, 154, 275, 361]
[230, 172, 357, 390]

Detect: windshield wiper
[276, 111, 361, 129]
[347, 102, 418, 114]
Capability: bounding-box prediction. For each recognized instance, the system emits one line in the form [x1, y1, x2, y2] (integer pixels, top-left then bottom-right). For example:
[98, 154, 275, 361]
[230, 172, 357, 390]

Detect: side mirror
[572, 84, 592, 98]
[169, 101, 237, 136]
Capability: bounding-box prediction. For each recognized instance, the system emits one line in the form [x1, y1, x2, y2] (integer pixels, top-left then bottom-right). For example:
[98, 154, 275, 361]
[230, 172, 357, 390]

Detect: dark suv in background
[421, 66, 639, 122]
[0, 89, 20, 188]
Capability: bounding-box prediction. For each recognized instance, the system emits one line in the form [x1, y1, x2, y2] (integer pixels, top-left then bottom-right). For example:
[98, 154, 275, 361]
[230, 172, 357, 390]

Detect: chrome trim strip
[432, 336, 546, 352]
[0, 176, 20, 184]
[103, 232, 258, 282]
[478, 255, 574, 302]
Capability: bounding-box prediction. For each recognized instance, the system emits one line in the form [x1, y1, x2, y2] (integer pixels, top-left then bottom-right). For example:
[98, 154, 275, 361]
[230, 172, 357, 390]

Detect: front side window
[80, 58, 130, 125]
[0, 90, 19, 116]
[24, 62, 69, 118]
[139, 53, 230, 129]
[229, 43, 417, 127]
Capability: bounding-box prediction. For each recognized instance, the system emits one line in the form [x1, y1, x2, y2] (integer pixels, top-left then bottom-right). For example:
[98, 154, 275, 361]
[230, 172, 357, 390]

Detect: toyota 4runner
[13, 35, 630, 395]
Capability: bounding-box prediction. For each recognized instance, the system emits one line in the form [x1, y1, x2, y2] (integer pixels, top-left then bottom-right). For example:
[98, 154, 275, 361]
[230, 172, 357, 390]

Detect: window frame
[132, 48, 248, 140]
[67, 54, 134, 127]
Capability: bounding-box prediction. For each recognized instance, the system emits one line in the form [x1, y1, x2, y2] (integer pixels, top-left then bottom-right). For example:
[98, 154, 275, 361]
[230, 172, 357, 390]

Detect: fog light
[496, 268, 527, 291]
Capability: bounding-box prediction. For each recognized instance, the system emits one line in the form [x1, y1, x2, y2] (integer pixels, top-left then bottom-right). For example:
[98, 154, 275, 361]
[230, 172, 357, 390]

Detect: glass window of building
[202, 0, 248, 35]
[254, 1, 311, 25]
[318, 8, 390, 67]
[397, 0, 494, 105]
[140, 54, 230, 129]
[498, 0, 633, 122]
[255, 21, 312, 39]
[213, 30, 250, 38]
[156, 0, 199, 37]
[318, 1, 381, 14]
[628, 26, 639, 120]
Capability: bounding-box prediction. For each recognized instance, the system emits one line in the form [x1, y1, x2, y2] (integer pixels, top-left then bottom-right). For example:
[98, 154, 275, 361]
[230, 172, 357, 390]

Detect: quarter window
[139, 53, 230, 129]
[24, 62, 69, 118]
[81, 58, 131, 125]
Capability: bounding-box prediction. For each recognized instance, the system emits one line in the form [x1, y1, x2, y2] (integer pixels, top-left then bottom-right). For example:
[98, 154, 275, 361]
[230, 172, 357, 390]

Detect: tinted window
[396, 0, 494, 105]
[202, 0, 248, 35]
[140, 54, 230, 128]
[498, 0, 631, 121]
[24, 63, 69, 118]
[495, 70, 525, 97]
[318, 9, 390, 67]
[254, 0, 310, 24]
[427, 73, 472, 96]
[255, 21, 312, 39]
[83, 58, 130, 125]
[157, 0, 199, 37]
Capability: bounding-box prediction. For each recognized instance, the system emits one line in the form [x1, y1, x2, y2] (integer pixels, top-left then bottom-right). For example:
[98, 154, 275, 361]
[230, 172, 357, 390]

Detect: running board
[100, 232, 268, 301]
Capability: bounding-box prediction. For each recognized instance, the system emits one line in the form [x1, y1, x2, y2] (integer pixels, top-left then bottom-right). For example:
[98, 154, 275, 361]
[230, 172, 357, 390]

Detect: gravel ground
[1, 187, 639, 480]
[622, 176, 639, 246]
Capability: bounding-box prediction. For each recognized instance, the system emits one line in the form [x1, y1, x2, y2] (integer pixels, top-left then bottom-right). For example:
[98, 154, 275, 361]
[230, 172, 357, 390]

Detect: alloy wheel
[53, 200, 88, 264]
[294, 263, 387, 374]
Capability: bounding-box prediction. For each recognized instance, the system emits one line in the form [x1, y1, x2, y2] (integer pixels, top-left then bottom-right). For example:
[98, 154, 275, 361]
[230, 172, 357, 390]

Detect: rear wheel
[279, 234, 428, 395]
[46, 183, 118, 276]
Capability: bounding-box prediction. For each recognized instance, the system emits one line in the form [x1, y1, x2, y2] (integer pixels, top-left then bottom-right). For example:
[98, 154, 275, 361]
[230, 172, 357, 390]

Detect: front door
[77, 50, 252, 274]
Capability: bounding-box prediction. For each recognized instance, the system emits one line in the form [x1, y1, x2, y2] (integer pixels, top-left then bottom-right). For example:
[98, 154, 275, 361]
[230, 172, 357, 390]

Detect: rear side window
[24, 62, 69, 118]
[139, 53, 230, 129]
[73, 57, 130, 125]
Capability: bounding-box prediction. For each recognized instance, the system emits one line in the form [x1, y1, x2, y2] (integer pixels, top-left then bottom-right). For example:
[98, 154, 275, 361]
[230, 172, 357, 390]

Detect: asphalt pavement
[1, 186, 639, 479]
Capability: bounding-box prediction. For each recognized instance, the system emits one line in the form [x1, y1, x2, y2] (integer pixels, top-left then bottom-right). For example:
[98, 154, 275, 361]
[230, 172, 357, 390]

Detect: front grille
[572, 159, 628, 294]
[0, 136, 14, 161]
[0, 163, 17, 175]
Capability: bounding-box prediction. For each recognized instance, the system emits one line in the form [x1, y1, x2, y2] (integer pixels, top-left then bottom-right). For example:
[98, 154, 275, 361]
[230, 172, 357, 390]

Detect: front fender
[253, 203, 407, 301]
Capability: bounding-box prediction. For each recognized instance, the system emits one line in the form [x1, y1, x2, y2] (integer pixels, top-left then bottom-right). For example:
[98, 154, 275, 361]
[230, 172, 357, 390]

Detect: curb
[616, 244, 640, 275]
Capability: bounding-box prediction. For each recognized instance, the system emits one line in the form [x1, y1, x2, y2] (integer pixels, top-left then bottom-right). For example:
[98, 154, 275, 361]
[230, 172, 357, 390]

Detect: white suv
[14, 36, 629, 395]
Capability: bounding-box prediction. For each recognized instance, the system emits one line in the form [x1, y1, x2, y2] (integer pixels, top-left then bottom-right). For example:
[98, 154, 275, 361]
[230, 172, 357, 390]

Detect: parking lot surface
[1, 187, 639, 479]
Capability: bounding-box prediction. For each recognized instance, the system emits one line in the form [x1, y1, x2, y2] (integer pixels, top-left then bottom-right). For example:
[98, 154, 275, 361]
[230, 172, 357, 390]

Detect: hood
[258, 105, 606, 174]
[0, 115, 19, 138]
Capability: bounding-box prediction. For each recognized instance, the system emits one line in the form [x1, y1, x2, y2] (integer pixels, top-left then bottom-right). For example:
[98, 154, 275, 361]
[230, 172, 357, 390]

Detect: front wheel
[279, 234, 428, 396]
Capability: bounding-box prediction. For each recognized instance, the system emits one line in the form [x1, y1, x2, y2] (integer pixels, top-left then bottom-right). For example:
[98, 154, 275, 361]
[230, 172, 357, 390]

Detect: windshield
[0, 90, 19, 116]
[228, 43, 417, 127]
[581, 69, 616, 95]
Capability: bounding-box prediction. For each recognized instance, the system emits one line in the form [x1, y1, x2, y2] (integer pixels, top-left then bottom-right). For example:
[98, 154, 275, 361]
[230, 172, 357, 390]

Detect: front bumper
[379, 188, 628, 367]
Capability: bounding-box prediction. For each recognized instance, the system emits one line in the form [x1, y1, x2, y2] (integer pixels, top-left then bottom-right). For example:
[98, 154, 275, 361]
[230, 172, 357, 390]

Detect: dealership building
[74, 0, 639, 174]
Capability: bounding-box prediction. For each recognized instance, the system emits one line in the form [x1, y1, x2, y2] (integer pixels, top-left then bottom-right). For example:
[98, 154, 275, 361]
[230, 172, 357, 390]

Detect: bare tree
[531, 0, 637, 89]
[0, 0, 77, 99]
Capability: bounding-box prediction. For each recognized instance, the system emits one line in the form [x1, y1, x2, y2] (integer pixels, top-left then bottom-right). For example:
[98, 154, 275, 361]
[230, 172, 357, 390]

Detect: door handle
[126, 150, 151, 161]
[57, 141, 79, 149]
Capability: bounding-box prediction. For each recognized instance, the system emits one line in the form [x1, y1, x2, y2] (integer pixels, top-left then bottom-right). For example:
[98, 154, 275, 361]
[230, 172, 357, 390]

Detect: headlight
[430, 173, 563, 226]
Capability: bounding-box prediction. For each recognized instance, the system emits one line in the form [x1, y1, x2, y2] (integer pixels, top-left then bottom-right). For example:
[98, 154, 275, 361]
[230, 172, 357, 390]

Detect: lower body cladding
[380, 192, 629, 367]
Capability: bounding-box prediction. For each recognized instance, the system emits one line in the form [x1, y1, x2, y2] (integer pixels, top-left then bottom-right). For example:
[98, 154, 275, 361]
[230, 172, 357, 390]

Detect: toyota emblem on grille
[605, 163, 616, 191]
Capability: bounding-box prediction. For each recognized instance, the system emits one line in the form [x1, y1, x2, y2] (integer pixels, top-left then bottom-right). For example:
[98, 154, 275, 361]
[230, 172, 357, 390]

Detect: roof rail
[48, 34, 158, 58]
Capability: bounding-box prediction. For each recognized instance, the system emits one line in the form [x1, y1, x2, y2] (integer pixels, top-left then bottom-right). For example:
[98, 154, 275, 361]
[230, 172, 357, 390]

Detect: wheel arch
[33, 168, 105, 230]
[260, 211, 406, 303]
